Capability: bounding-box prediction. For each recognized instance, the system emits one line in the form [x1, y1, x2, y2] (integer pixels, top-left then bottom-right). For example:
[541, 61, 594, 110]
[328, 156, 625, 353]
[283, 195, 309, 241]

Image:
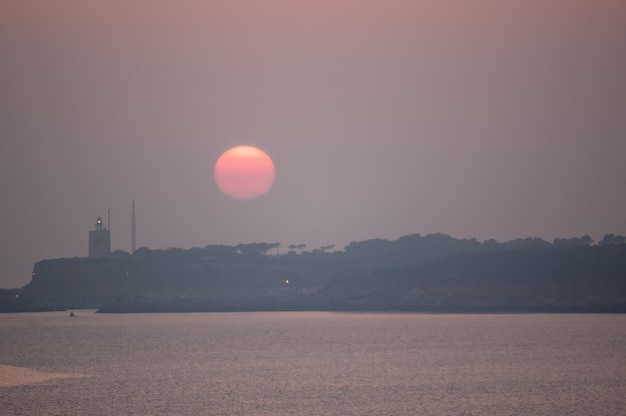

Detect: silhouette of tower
[89, 217, 111, 257]
[131, 200, 136, 254]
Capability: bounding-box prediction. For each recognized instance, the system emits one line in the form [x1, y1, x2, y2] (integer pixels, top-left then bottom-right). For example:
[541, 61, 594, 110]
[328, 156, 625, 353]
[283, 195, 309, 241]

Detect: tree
[236, 242, 280, 256]
[599, 234, 626, 246]
[287, 244, 306, 254]
[553, 235, 593, 248]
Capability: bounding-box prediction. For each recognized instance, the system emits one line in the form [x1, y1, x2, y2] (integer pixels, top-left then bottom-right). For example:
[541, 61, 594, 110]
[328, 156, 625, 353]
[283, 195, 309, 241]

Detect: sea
[1, 311, 625, 416]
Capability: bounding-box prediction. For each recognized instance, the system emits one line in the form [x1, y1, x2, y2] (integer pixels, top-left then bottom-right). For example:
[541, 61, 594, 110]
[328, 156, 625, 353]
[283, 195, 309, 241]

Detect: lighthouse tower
[88, 217, 111, 257]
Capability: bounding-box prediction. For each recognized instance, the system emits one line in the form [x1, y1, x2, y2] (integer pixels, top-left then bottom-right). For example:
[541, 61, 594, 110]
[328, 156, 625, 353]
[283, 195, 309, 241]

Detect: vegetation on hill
[317, 245, 626, 312]
[3, 233, 625, 313]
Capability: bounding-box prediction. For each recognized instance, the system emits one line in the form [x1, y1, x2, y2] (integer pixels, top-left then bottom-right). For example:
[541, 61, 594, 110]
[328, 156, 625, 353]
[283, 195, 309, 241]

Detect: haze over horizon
[1, 0, 625, 288]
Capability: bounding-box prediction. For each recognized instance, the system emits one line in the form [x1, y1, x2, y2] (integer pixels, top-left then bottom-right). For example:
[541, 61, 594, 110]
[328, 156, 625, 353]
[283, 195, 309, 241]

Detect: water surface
[1, 311, 624, 415]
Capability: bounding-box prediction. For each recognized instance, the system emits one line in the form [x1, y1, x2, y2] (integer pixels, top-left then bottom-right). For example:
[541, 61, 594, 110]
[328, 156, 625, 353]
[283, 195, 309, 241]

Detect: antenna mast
[131, 200, 136, 254]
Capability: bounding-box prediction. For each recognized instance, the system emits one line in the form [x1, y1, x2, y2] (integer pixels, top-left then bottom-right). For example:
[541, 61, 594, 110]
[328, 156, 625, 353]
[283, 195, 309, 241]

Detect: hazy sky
[1, 0, 625, 287]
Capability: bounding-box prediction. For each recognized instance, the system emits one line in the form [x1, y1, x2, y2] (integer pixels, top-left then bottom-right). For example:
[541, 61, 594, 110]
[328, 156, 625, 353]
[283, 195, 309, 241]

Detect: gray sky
[1, 0, 625, 287]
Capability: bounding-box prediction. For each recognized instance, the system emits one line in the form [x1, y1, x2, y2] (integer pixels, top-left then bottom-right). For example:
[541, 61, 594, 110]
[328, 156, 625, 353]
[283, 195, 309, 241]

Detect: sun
[214, 146, 275, 199]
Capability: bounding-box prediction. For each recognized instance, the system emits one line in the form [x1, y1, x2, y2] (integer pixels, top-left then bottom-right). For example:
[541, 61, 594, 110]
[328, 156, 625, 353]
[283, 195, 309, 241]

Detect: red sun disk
[214, 146, 275, 199]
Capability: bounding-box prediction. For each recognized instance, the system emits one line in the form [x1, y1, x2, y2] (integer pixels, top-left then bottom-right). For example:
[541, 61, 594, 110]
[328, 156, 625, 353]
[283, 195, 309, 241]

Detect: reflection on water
[0, 364, 84, 387]
[1, 311, 625, 415]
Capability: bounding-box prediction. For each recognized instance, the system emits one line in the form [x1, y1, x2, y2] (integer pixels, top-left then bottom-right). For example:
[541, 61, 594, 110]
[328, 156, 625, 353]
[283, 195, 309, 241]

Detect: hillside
[317, 245, 626, 312]
[3, 233, 625, 312]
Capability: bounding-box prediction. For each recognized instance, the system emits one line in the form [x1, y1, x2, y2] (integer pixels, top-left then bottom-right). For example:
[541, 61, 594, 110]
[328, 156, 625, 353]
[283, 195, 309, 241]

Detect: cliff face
[19, 255, 306, 309]
[20, 257, 132, 307]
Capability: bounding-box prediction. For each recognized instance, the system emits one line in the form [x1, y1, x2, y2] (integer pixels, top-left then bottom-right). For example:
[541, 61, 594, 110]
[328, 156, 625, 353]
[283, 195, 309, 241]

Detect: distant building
[89, 217, 111, 257]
